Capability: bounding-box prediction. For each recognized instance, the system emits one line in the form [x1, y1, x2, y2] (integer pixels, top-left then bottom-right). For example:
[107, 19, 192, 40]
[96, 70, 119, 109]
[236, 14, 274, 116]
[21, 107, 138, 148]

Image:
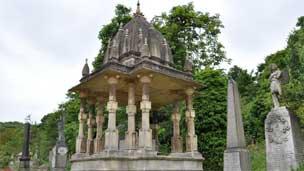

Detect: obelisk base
[265, 107, 304, 171]
[224, 148, 251, 171]
[19, 159, 30, 171]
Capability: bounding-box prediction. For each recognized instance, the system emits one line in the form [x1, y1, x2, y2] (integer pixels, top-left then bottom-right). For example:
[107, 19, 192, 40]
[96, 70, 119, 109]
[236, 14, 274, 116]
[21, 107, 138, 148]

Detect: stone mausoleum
[69, 3, 203, 171]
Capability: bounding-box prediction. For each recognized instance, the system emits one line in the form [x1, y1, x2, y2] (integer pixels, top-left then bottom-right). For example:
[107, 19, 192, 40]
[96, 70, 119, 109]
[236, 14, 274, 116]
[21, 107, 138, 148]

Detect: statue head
[270, 63, 278, 72]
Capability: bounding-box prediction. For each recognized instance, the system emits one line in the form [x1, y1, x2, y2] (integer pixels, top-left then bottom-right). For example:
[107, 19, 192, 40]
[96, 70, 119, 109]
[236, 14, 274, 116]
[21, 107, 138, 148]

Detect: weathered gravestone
[49, 116, 68, 171]
[265, 64, 304, 171]
[224, 79, 251, 171]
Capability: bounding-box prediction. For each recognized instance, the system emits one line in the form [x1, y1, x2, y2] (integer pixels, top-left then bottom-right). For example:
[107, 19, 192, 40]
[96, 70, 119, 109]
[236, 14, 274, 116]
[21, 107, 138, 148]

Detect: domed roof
[103, 6, 173, 67]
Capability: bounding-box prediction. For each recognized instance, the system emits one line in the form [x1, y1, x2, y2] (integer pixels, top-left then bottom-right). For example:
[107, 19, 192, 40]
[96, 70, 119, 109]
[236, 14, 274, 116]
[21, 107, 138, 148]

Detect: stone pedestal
[171, 136, 183, 153]
[224, 148, 251, 171]
[265, 107, 304, 171]
[125, 131, 137, 150]
[104, 130, 119, 151]
[139, 100, 153, 150]
[86, 117, 95, 155]
[19, 160, 30, 171]
[70, 153, 203, 171]
[76, 137, 86, 153]
[50, 146, 68, 171]
[94, 139, 103, 153]
[94, 96, 105, 153]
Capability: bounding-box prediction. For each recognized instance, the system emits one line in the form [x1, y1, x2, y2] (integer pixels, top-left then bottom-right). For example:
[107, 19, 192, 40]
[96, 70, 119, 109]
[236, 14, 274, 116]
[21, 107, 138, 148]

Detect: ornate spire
[82, 58, 90, 77]
[141, 37, 150, 57]
[162, 39, 170, 64]
[135, 0, 143, 16]
[110, 39, 119, 61]
[122, 29, 129, 54]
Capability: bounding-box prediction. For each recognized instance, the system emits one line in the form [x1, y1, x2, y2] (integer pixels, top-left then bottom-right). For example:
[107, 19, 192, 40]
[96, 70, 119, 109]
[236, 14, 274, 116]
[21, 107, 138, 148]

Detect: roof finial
[82, 58, 90, 78]
[135, 0, 143, 16]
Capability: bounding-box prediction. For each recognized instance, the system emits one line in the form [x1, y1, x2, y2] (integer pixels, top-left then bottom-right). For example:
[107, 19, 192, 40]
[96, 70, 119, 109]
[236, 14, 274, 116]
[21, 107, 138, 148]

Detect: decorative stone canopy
[70, 3, 203, 170]
[69, 4, 201, 108]
[103, 7, 173, 66]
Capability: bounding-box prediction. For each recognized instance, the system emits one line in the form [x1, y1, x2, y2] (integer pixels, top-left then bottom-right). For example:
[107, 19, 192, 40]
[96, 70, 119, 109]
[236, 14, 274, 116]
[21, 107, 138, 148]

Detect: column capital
[138, 75, 153, 83]
[106, 76, 119, 85]
[185, 88, 195, 96]
[185, 110, 196, 118]
[126, 104, 137, 114]
[80, 90, 89, 98]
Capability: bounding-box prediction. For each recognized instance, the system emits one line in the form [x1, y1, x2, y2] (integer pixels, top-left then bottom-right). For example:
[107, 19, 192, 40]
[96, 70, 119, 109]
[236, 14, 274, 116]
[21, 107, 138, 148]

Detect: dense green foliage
[152, 3, 229, 69]
[249, 142, 266, 171]
[0, 122, 24, 168]
[0, 2, 303, 171]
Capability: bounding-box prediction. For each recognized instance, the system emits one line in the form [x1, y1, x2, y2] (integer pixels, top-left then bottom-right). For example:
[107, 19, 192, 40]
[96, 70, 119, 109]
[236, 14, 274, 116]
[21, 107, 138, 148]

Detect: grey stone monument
[68, 2, 203, 170]
[265, 64, 304, 171]
[50, 116, 68, 171]
[224, 79, 251, 171]
[19, 115, 31, 171]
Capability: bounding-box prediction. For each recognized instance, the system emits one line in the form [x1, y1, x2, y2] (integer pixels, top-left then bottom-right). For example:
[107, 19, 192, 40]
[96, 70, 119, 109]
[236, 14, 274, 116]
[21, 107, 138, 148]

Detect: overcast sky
[0, 0, 303, 123]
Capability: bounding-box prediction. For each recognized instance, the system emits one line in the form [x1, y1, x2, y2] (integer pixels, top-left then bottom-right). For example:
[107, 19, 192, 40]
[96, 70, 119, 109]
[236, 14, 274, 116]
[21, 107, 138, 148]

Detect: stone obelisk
[19, 117, 31, 171]
[265, 64, 304, 171]
[224, 79, 251, 171]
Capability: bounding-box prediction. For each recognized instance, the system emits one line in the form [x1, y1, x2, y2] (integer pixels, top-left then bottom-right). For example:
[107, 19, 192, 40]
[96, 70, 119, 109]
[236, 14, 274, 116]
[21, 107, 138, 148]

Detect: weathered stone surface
[71, 153, 203, 171]
[265, 107, 304, 171]
[224, 79, 251, 171]
[104, 130, 119, 151]
[224, 148, 251, 171]
[76, 137, 86, 153]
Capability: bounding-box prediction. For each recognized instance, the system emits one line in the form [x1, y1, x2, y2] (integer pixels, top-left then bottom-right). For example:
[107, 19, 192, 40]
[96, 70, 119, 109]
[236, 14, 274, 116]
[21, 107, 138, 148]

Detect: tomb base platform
[71, 151, 203, 171]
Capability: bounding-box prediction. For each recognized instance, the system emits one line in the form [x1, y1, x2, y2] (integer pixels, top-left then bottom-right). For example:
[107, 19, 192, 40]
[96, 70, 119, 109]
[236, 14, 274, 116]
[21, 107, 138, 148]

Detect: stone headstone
[50, 116, 68, 171]
[224, 79, 251, 171]
[265, 107, 304, 171]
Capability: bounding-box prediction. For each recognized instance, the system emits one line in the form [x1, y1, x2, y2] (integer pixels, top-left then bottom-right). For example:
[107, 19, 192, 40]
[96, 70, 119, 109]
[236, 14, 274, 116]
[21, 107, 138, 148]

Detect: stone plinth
[265, 107, 304, 171]
[70, 152, 203, 171]
[224, 148, 251, 171]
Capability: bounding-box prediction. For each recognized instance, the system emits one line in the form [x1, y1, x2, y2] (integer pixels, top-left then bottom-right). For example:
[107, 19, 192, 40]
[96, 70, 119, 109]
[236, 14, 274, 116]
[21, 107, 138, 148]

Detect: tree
[152, 2, 229, 70]
[194, 68, 227, 171]
[92, 5, 132, 70]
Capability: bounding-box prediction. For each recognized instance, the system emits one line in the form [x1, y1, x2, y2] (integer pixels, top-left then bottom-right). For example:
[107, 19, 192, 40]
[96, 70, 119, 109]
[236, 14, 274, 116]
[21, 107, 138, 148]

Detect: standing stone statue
[265, 64, 304, 171]
[50, 115, 68, 171]
[224, 79, 251, 171]
[19, 115, 31, 171]
[269, 64, 282, 108]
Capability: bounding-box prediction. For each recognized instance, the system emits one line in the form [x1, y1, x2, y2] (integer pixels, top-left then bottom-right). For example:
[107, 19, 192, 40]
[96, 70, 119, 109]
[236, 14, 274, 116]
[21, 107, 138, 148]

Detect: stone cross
[224, 79, 251, 171]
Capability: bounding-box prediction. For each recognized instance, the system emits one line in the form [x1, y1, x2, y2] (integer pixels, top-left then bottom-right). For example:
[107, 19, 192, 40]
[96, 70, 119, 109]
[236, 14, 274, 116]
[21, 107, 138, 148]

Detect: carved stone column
[104, 77, 119, 151]
[138, 75, 153, 150]
[94, 96, 104, 153]
[185, 88, 198, 152]
[76, 92, 88, 153]
[125, 82, 137, 149]
[86, 97, 96, 155]
[171, 102, 183, 153]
